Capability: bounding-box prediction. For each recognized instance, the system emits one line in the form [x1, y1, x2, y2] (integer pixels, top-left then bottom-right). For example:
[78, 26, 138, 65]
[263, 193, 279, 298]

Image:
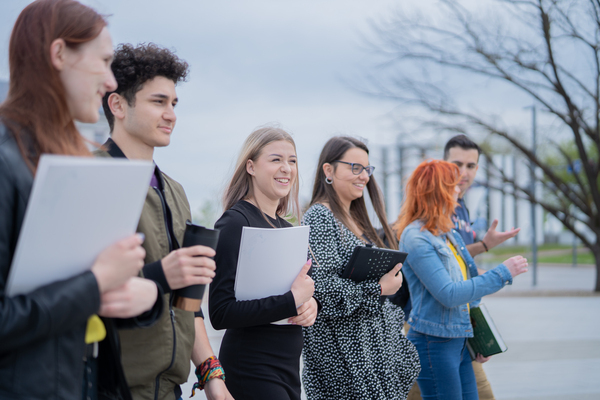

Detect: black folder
[341, 246, 408, 282]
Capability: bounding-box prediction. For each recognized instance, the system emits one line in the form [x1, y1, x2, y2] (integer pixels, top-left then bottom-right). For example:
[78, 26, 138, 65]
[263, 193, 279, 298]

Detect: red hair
[0, 0, 107, 168]
[394, 160, 460, 237]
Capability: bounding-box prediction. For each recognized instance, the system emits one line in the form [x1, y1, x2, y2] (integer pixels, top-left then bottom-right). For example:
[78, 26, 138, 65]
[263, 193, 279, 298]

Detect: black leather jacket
[0, 122, 103, 399]
[0, 122, 162, 399]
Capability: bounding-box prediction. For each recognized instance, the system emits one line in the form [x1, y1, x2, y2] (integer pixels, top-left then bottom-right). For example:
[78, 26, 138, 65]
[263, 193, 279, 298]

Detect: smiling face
[247, 140, 297, 211]
[445, 146, 479, 197]
[120, 76, 178, 151]
[58, 27, 117, 123]
[325, 147, 370, 209]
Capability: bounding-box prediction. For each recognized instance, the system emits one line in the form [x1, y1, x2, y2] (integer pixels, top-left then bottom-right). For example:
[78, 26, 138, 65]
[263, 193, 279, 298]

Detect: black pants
[219, 324, 303, 400]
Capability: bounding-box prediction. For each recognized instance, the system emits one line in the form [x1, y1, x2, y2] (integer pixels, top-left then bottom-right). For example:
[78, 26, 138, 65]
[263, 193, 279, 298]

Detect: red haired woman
[0, 1, 158, 399]
[395, 160, 528, 400]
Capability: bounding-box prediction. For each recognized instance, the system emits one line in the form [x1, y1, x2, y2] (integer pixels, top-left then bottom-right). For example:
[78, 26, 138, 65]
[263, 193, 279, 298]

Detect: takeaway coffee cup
[173, 220, 220, 312]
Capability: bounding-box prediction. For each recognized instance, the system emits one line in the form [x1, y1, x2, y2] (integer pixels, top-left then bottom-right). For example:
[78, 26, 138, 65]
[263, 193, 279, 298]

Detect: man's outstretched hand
[467, 219, 520, 257]
[483, 219, 520, 249]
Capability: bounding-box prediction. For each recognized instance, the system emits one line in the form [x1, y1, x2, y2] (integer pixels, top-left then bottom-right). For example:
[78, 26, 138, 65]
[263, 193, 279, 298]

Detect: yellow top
[85, 315, 106, 344]
[447, 239, 469, 312]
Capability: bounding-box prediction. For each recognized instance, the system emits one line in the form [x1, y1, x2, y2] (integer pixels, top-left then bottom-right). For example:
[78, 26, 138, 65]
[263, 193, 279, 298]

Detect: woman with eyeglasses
[395, 160, 528, 400]
[301, 136, 420, 400]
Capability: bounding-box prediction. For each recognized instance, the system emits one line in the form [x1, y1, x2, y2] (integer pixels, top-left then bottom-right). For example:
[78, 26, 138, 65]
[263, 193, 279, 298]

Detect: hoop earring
[325, 177, 333, 185]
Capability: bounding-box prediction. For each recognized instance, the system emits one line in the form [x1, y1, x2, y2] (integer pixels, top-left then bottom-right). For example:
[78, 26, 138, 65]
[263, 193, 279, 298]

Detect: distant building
[0, 79, 110, 146]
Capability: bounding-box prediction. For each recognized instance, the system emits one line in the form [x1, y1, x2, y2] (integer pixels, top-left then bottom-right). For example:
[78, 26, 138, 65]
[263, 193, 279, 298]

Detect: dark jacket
[0, 122, 101, 399]
[95, 139, 196, 400]
[0, 122, 162, 400]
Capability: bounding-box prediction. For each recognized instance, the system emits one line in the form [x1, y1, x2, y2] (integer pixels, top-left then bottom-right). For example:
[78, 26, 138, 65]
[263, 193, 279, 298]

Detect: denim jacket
[399, 220, 513, 338]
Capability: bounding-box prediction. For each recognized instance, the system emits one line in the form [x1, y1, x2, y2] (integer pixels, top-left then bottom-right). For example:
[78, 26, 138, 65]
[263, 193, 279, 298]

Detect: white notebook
[6, 155, 153, 296]
[234, 225, 310, 324]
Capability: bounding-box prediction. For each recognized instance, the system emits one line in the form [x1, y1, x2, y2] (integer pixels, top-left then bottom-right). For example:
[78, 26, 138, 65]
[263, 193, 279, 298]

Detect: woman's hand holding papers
[288, 297, 318, 327]
[98, 277, 158, 318]
[291, 259, 315, 307]
[92, 233, 146, 294]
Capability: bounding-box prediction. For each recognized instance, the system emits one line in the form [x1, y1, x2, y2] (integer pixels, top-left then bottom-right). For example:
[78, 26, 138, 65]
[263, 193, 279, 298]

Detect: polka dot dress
[301, 204, 421, 400]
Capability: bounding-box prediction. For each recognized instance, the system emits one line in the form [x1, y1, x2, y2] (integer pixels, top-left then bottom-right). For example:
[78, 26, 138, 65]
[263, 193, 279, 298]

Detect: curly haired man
[97, 43, 232, 400]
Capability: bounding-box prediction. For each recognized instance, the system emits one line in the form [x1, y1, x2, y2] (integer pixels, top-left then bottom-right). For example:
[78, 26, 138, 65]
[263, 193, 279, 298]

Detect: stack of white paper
[6, 155, 153, 296]
[234, 225, 310, 302]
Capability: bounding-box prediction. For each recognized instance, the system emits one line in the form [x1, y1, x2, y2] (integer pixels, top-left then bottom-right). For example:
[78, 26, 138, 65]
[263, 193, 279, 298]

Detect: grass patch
[478, 246, 595, 265]
[536, 253, 595, 264]
[487, 243, 577, 256]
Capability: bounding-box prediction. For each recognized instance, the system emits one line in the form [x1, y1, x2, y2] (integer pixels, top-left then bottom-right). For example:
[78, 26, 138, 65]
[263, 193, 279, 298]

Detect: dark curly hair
[102, 43, 189, 131]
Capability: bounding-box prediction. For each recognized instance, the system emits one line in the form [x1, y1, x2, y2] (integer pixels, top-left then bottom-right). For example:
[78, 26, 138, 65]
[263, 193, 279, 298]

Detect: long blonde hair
[223, 126, 300, 220]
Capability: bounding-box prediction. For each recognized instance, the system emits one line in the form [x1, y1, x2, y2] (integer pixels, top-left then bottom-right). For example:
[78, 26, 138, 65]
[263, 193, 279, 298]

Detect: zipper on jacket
[153, 298, 178, 400]
[151, 186, 178, 400]
[153, 187, 173, 252]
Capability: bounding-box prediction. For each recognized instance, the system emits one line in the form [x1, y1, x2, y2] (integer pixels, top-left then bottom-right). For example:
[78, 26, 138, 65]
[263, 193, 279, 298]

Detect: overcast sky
[0, 0, 549, 222]
[1, 0, 414, 216]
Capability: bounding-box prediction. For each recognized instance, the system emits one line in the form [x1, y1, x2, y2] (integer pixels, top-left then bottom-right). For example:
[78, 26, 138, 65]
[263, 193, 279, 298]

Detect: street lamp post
[527, 105, 538, 286]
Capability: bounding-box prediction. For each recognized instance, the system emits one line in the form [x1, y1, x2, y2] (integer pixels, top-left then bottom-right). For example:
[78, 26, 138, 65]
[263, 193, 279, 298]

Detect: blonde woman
[209, 127, 317, 400]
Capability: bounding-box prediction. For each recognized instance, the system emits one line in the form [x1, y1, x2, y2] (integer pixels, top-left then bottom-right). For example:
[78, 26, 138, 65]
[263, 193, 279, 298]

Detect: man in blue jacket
[444, 135, 520, 257]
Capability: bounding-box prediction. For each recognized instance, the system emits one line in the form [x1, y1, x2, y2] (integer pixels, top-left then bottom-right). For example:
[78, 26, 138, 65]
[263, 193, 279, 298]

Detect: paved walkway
[185, 264, 600, 399]
[482, 296, 600, 400]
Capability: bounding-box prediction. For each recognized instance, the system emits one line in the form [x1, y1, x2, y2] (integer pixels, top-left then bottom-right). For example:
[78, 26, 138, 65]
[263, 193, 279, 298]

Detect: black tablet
[341, 246, 408, 282]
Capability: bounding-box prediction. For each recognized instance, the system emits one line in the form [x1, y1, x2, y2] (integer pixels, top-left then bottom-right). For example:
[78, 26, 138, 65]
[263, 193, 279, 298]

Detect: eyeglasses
[334, 160, 375, 177]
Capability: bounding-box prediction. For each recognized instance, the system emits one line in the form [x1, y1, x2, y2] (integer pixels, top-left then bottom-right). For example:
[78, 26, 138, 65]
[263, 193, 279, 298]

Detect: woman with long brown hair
[0, 1, 158, 399]
[301, 136, 420, 400]
[395, 160, 528, 400]
[209, 126, 317, 400]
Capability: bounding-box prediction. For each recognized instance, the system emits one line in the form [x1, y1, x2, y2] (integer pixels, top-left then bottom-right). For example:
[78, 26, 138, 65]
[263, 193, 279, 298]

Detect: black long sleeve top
[209, 201, 298, 330]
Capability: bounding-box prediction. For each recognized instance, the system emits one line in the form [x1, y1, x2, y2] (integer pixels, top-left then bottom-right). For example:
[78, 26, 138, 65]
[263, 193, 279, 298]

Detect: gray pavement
[185, 264, 600, 399]
[482, 296, 600, 400]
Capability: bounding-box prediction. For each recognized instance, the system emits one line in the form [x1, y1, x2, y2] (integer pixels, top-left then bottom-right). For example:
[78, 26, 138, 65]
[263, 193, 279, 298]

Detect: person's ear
[322, 163, 333, 179]
[49, 38, 68, 71]
[108, 93, 126, 121]
[246, 159, 255, 176]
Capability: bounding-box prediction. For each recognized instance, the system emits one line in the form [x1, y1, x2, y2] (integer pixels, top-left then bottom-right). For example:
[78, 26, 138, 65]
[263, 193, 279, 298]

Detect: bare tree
[366, 0, 600, 291]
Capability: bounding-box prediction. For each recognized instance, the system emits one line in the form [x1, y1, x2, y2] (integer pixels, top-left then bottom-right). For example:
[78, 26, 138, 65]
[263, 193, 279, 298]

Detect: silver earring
[325, 177, 333, 184]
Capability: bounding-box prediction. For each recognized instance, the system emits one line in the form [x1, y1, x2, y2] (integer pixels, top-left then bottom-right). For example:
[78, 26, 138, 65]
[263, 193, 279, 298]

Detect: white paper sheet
[6, 155, 154, 296]
[234, 225, 310, 306]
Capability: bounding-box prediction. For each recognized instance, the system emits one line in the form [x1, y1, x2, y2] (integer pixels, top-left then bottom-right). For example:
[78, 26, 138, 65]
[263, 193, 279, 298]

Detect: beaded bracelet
[189, 356, 226, 397]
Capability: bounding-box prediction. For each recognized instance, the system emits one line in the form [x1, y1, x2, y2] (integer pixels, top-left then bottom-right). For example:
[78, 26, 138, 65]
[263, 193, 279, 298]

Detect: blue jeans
[408, 330, 478, 400]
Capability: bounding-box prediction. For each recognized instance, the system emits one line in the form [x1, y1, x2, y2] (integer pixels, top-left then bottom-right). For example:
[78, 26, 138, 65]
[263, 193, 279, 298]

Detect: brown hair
[393, 160, 460, 237]
[309, 136, 397, 249]
[0, 0, 107, 168]
[223, 126, 300, 220]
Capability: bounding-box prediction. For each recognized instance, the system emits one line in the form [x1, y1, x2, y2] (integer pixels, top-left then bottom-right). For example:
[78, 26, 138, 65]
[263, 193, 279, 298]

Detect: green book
[466, 304, 508, 359]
